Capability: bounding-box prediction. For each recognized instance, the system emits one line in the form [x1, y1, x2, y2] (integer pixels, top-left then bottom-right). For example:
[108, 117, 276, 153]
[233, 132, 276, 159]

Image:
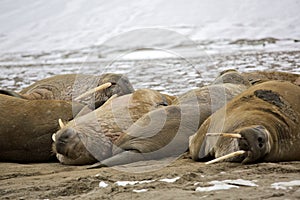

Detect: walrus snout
[54, 128, 83, 160]
[237, 125, 271, 164]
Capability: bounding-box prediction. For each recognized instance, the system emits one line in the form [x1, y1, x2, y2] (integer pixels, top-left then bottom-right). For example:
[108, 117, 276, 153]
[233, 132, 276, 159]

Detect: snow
[99, 181, 109, 188]
[271, 180, 300, 190]
[223, 179, 258, 187]
[195, 179, 257, 192]
[159, 177, 180, 183]
[0, 0, 299, 54]
[132, 189, 148, 193]
[115, 179, 156, 186]
[196, 181, 239, 192]
[115, 181, 139, 186]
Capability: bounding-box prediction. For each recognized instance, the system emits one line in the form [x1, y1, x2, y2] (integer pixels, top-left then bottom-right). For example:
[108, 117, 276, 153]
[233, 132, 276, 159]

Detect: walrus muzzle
[237, 125, 271, 163]
[199, 125, 271, 164]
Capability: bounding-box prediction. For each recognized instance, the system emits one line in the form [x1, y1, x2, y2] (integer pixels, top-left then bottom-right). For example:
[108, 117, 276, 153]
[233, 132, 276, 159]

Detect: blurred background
[0, 0, 299, 53]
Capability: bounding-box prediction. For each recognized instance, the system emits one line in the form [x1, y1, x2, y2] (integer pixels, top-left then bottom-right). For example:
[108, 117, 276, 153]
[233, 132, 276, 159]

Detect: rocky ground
[1, 155, 300, 199]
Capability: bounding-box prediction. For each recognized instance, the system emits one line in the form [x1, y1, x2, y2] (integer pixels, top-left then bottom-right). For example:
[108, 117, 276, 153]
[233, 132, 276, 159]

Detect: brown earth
[1, 154, 300, 200]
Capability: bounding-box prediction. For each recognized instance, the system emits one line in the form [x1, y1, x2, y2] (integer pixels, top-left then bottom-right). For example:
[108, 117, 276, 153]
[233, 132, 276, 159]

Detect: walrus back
[0, 94, 84, 162]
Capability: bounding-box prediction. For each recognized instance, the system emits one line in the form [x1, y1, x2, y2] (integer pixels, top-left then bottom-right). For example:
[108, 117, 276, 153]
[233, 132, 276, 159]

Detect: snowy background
[0, 0, 299, 53]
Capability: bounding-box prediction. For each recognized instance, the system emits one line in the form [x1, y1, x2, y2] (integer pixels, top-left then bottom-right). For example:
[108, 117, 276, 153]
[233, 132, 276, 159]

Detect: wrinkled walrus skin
[88, 70, 252, 168]
[241, 71, 300, 85]
[53, 89, 174, 165]
[0, 94, 84, 162]
[0, 73, 134, 109]
[190, 80, 300, 164]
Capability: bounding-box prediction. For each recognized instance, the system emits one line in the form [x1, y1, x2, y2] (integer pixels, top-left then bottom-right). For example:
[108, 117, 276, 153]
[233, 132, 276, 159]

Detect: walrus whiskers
[58, 118, 65, 129]
[74, 82, 112, 101]
[205, 150, 246, 165]
[206, 133, 242, 138]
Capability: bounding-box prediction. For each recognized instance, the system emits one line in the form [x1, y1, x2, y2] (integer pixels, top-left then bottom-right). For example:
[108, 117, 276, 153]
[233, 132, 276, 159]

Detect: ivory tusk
[75, 82, 112, 101]
[205, 150, 246, 165]
[206, 132, 242, 138]
[52, 133, 56, 142]
[58, 118, 65, 129]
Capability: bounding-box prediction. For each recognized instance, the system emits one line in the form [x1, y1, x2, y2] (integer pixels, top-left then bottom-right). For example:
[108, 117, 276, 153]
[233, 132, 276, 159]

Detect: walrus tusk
[52, 134, 56, 142]
[58, 118, 65, 129]
[205, 150, 246, 165]
[206, 133, 242, 138]
[74, 82, 112, 101]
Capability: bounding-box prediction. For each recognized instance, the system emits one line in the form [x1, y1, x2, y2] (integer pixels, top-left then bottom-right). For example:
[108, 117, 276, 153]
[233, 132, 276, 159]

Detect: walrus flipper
[0, 89, 24, 99]
[87, 150, 145, 169]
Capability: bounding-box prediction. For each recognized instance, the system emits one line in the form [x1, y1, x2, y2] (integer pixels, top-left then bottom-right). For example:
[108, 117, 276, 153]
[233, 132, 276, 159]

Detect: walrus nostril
[257, 137, 264, 148]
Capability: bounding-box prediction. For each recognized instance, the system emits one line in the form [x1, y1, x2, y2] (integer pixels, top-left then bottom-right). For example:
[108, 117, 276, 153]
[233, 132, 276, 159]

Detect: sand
[1, 154, 300, 199]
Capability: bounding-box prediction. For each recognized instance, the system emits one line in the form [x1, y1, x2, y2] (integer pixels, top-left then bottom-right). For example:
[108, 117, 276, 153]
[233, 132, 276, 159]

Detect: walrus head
[52, 117, 113, 165]
[202, 125, 272, 164]
[92, 74, 135, 108]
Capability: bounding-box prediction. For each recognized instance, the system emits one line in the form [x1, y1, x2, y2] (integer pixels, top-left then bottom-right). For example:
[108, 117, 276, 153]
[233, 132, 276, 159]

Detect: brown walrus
[52, 89, 175, 165]
[241, 71, 300, 85]
[0, 94, 85, 162]
[0, 73, 134, 109]
[86, 70, 252, 168]
[189, 80, 300, 164]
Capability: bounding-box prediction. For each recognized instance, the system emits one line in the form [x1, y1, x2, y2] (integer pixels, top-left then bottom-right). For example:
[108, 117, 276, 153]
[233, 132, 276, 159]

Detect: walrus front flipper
[0, 89, 25, 99]
[87, 150, 145, 169]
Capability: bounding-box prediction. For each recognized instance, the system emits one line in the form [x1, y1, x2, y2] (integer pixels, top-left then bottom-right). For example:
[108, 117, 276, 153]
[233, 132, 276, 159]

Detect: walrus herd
[0, 70, 299, 168]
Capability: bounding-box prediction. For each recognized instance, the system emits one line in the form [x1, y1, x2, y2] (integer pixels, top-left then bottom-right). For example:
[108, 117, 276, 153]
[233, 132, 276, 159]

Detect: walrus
[0, 94, 85, 162]
[241, 71, 300, 85]
[0, 73, 134, 109]
[189, 80, 300, 164]
[85, 70, 252, 168]
[52, 89, 175, 165]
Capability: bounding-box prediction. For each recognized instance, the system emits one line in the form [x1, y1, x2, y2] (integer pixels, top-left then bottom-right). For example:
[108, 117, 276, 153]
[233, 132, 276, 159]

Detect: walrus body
[190, 81, 300, 163]
[241, 71, 300, 85]
[0, 73, 134, 108]
[53, 89, 174, 165]
[87, 70, 252, 168]
[0, 94, 84, 162]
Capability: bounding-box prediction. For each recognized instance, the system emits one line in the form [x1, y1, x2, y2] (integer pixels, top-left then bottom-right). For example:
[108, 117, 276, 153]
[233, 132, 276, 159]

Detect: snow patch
[195, 179, 258, 192]
[271, 180, 300, 190]
[115, 179, 156, 187]
[159, 177, 180, 183]
[99, 181, 108, 188]
[115, 181, 139, 187]
[196, 181, 239, 192]
[133, 189, 148, 193]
